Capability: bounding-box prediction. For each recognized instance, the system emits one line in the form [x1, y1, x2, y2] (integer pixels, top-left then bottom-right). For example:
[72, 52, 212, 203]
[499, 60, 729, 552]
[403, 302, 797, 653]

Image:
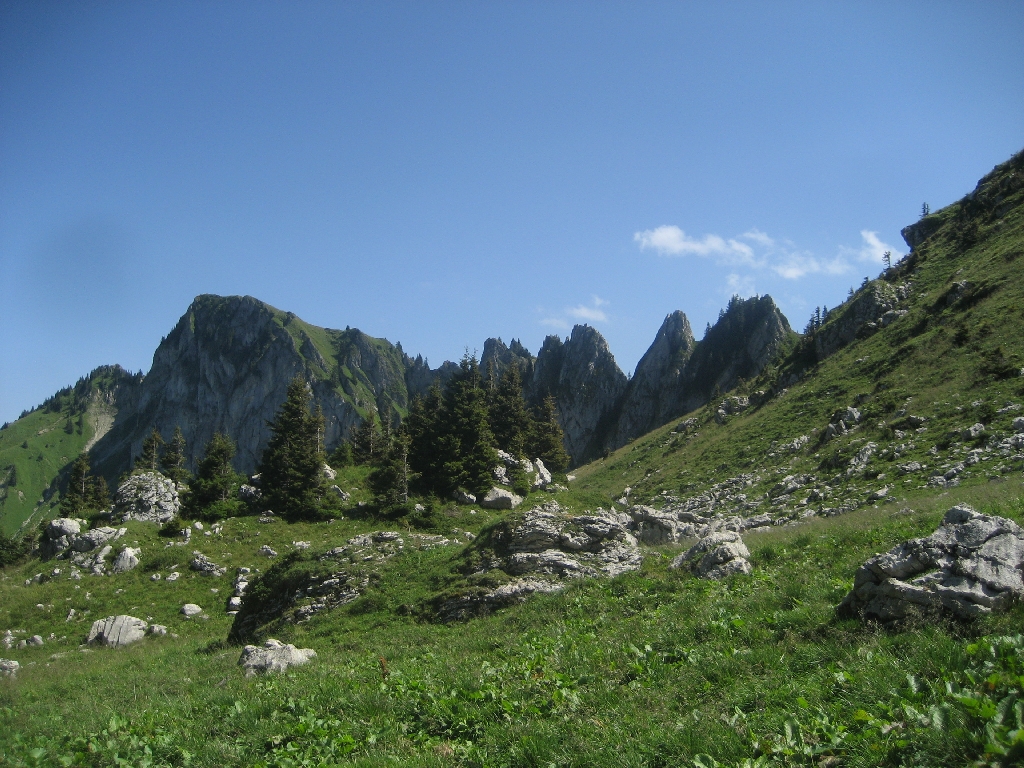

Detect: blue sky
[2, 1, 1022, 424]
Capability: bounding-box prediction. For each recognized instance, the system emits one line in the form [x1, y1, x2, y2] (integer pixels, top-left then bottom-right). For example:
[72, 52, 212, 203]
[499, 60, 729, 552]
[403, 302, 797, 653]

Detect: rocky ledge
[839, 504, 1024, 621]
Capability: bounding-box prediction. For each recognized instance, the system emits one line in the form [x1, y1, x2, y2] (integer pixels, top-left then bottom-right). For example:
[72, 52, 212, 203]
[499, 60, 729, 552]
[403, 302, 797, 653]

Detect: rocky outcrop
[115, 472, 180, 523]
[671, 531, 752, 579]
[814, 282, 911, 360]
[239, 639, 316, 676]
[87, 615, 148, 647]
[611, 311, 696, 446]
[608, 297, 790, 451]
[437, 502, 641, 621]
[839, 505, 1024, 621]
[90, 295, 413, 479]
[529, 326, 629, 465]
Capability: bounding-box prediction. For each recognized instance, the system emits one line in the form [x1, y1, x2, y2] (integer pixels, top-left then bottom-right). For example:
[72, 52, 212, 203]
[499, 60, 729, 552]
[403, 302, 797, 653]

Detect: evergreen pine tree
[258, 376, 337, 521]
[528, 395, 570, 472]
[185, 432, 243, 518]
[328, 439, 353, 468]
[137, 428, 164, 472]
[488, 364, 531, 457]
[351, 413, 382, 465]
[85, 476, 110, 511]
[367, 428, 415, 510]
[160, 426, 191, 487]
[60, 453, 92, 517]
[406, 386, 443, 495]
[442, 354, 498, 497]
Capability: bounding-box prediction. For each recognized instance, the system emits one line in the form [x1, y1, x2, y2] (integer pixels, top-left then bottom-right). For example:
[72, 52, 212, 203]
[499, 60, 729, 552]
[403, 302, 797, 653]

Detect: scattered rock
[148, 625, 168, 636]
[480, 487, 523, 510]
[114, 472, 180, 523]
[190, 551, 227, 576]
[111, 547, 141, 574]
[1012, 416, 1024, 433]
[454, 490, 477, 505]
[321, 464, 337, 481]
[328, 485, 350, 502]
[671, 531, 752, 580]
[0, 659, 20, 677]
[239, 638, 316, 676]
[239, 484, 262, 503]
[87, 615, 148, 647]
[258, 545, 278, 558]
[532, 458, 553, 488]
[962, 423, 986, 440]
[839, 505, 1024, 621]
[181, 604, 203, 617]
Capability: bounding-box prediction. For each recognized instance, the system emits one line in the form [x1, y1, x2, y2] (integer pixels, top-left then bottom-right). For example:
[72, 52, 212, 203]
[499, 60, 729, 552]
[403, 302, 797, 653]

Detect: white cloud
[726, 273, 756, 297]
[851, 230, 899, 264]
[772, 252, 850, 279]
[540, 316, 570, 330]
[567, 304, 608, 322]
[541, 295, 609, 329]
[740, 229, 775, 248]
[634, 225, 755, 264]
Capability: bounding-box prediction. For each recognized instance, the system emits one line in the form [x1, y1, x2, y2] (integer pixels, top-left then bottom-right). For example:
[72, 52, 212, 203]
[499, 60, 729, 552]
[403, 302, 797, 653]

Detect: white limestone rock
[840, 505, 1024, 621]
[115, 472, 180, 523]
[181, 604, 203, 617]
[239, 638, 316, 676]
[87, 615, 148, 647]
[112, 547, 141, 574]
[481, 487, 523, 510]
[671, 531, 752, 580]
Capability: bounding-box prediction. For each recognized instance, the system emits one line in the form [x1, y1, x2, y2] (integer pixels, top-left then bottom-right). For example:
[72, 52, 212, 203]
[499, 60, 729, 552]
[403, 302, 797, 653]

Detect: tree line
[57, 359, 570, 522]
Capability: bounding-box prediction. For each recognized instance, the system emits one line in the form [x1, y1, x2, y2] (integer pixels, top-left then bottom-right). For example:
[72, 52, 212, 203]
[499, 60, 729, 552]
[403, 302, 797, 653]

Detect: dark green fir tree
[137, 428, 164, 472]
[258, 376, 337, 521]
[160, 426, 191, 487]
[528, 395, 570, 473]
[184, 432, 242, 519]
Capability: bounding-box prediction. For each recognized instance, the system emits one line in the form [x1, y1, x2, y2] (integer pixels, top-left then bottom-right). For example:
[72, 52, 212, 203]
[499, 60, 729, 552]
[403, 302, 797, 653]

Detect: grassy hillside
[0, 367, 139, 536]
[1, 151, 1023, 766]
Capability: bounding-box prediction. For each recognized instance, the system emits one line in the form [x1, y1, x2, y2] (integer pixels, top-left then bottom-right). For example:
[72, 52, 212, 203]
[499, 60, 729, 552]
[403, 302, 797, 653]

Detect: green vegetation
[182, 433, 245, 520]
[258, 376, 339, 522]
[1, 151, 1023, 765]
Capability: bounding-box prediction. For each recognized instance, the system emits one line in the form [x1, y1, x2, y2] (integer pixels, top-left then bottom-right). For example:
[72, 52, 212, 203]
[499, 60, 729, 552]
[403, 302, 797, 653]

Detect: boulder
[671, 531, 752, 580]
[239, 484, 262, 502]
[328, 485, 350, 502]
[239, 638, 316, 676]
[148, 625, 168, 636]
[47, 517, 81, 539]
[0, 659, 20, 677]
[181, 603, 203, 617]
[481, 487, 523, 510]
[1013, 416, 1024, 433]
[258, 545, 278, 558]
[321, 464, 337, 481]
[115, 472, 180, 523]
[453, 490, 477, 505]
[87, 615, 148, 647]
[532, 458, 553, 488]
[962, 423, 986, 440]
[190, 551, 227, 576]
[839, 505, 1024, 621]
[111, 546, 141, 574]
[628, 505, 691, 545]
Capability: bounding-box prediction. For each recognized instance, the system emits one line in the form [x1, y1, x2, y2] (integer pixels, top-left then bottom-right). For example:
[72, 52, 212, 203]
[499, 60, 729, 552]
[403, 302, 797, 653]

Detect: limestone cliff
[605, 296, 792, 453]
[529, 325, 628, 465]
[610, 311, 696, 446]
[91, 295, 411, 478]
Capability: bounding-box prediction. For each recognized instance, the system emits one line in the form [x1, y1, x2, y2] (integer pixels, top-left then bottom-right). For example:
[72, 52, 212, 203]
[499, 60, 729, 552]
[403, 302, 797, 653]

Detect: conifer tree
[367, 428, 415, 510]
[488, 364, 531, 457]
[258, 376, 337, 521]
[137, 428, 164, 472]
[86, 476, 110, 511]
[442, 354, 498, 497]
[160, 426, 191, 487]
[407, 386, 443, 494]
[351, 413, 383, 465]
[185, 432, 243, 518]
[527, 395, 570, 472]
[328, 439, 353, 468]
[60, 453, 92, 517]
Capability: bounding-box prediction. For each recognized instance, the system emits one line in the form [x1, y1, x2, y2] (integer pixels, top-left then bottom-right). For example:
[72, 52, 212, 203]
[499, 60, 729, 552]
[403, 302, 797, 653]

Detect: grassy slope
[1, 153, 1023, 766]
